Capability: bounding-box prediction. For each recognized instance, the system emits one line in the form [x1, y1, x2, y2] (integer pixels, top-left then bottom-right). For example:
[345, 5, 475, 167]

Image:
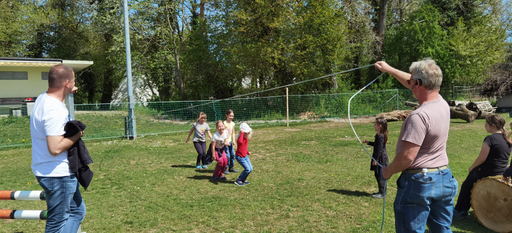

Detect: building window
[42, 72, 49, 80]
[0, 71, 28, 80]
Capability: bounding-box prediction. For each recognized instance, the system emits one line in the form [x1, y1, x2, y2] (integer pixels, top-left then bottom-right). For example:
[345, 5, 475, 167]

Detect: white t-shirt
[30, 92, 71, 177]
[212, 130, 229, 149]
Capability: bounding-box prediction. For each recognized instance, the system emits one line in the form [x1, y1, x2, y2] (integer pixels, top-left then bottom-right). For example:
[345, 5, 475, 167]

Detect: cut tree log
[377, 110, 413, 121]
[450, 104, 478, 123]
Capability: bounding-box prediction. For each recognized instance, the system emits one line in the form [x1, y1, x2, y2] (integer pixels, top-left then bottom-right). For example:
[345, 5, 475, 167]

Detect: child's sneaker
[244, 181, 250, 185]
[372, 193, 384, 199]
[229, 168, 239, 173]
[202, 165, 208, 169]
[212, 176, 220, 181]
[196, 165, 202, 169]
[224, 168, 230, 174]
[220, 176, 227, 181]
[234, 180, 245, 186]
[453, 209, 469, 220]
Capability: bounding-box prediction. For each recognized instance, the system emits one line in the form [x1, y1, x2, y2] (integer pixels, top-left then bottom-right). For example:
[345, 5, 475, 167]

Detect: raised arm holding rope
[375, 58, 458, 233]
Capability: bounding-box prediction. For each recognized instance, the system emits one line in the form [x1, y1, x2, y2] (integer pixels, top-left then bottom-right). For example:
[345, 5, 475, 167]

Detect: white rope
[347, 73, 388, 233]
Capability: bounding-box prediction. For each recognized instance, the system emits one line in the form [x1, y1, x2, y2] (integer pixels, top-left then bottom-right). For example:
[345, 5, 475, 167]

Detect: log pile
[376, 100, 495, 123]
[448, 100, 495, 123]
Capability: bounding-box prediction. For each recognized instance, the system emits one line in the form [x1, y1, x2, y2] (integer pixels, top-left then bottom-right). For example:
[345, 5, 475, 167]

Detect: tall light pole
[123, 0, 136, 139]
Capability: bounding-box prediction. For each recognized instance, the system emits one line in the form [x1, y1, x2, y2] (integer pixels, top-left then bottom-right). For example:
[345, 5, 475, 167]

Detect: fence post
[66, 94, 75, 120]
[286, 88, 289, 127]
[396, 89, 399, 110]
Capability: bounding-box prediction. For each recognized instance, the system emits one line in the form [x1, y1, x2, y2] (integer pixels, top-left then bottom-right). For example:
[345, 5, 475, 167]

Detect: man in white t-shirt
[375, 58, 458, 233]
[30, 64, 85, 233]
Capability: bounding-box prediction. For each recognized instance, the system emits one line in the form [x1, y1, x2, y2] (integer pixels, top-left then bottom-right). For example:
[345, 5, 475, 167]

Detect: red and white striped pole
[0, 190, 45, 201]
[0, 209, 47, 220]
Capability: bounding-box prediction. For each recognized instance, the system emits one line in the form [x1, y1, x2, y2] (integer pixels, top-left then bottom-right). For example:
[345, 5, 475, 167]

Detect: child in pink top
[211, 120, 229, 180]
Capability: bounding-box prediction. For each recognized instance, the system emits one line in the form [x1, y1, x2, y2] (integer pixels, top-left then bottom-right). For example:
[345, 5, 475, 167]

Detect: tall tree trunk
[100, 69, 114, 104]
[165, 1, 185, 100]
[375, 0, 389, 61]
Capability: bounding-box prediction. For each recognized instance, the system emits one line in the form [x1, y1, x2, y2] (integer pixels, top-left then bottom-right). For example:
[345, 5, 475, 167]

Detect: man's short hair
[48, 64, 74, 88]
[409, 58, 443, 91]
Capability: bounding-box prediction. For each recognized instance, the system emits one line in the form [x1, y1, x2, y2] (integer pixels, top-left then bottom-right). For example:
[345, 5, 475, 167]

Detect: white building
[0, 57, 93, 115]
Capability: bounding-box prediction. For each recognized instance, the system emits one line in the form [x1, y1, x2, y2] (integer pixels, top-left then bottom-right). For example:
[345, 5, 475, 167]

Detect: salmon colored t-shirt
[396, 96, 450, 169]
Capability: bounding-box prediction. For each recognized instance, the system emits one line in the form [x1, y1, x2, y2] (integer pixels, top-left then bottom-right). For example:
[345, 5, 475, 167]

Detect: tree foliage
[0, 0, 510, 102]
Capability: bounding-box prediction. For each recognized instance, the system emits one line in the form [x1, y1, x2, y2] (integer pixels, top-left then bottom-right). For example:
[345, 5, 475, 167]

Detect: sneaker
[234, 180, 245, 186]
[196, 166, 202, 169]
[244, 181, 250, 185]
[202, 165, 208, 169]
[229, 168, 239, 173]
[220, 176, 227, 181]
[372, 193, 384, 199]
[224, 168, 230, 175]
[453, 209, 469, 220]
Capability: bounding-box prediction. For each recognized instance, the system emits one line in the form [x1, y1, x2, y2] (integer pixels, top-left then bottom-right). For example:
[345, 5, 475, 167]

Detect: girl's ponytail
[503, 127, 512, 147]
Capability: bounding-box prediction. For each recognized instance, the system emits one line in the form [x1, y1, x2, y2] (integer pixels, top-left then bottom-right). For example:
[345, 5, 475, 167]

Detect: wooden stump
[471, 177, 512, 233]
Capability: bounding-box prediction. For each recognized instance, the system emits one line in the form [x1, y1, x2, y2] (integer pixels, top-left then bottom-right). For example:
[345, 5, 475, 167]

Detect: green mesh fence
[0, 89, 414, 148]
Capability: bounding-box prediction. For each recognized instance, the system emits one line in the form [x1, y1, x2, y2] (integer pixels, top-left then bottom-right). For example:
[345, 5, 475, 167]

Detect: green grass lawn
[0, 116, 509, 232]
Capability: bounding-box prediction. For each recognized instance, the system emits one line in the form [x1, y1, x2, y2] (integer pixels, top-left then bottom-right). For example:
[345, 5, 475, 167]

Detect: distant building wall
[497, 95, 512, 108]
[0, 66, 49, 98]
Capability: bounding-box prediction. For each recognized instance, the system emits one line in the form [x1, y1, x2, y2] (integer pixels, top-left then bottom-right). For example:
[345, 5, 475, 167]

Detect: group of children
[185, 110, 253, 186]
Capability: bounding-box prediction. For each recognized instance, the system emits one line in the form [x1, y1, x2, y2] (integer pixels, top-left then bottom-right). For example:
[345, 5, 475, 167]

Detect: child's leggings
[193, 142, 206, 166]
[213, 148, 228, 178]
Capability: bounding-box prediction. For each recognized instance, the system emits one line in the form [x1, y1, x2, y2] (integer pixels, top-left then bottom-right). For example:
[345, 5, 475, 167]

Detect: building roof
[0, 57, 93, 72]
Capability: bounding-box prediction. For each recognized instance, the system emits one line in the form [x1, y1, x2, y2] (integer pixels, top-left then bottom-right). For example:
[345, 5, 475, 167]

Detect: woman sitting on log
[453, 114, 512, 220]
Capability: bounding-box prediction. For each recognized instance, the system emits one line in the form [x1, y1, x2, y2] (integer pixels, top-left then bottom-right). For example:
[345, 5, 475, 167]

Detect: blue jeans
[37, 174, 86, 233]
[235, 155, 253, 182]
[225, 142, 236, 168]
[394, 167, 458, 233]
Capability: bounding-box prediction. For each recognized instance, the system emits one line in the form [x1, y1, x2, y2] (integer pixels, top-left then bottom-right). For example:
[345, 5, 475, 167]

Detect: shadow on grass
[195, 169, 214, 174]
[186, 175, 233, 185]
[327, 189, 369, 197]
[171, 164, 196, 168]
[451, 212, 496, 233]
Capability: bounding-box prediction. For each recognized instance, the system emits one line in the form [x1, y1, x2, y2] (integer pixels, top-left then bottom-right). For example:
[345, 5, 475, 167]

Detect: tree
[384, 1, 509, 91]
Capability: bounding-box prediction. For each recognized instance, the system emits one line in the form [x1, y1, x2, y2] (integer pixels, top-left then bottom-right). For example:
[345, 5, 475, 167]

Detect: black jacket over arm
[64, 120, 94, 190]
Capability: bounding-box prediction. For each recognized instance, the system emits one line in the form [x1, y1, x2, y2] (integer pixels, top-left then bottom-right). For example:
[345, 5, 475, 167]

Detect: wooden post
[286, 88, 289, 127]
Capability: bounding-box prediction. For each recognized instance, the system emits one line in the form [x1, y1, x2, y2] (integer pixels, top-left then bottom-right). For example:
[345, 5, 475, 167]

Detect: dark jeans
[454, 169, 486, 212]
[374, 170, 386, 194]
[193, 141, 206, 166]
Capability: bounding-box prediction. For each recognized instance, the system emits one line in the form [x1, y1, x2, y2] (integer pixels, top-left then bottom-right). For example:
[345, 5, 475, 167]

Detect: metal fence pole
[67, 94, 75, 120]
[286, 88, 289, 127]
[124, 0, 136, 140]
[396, 89, 399, 110]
